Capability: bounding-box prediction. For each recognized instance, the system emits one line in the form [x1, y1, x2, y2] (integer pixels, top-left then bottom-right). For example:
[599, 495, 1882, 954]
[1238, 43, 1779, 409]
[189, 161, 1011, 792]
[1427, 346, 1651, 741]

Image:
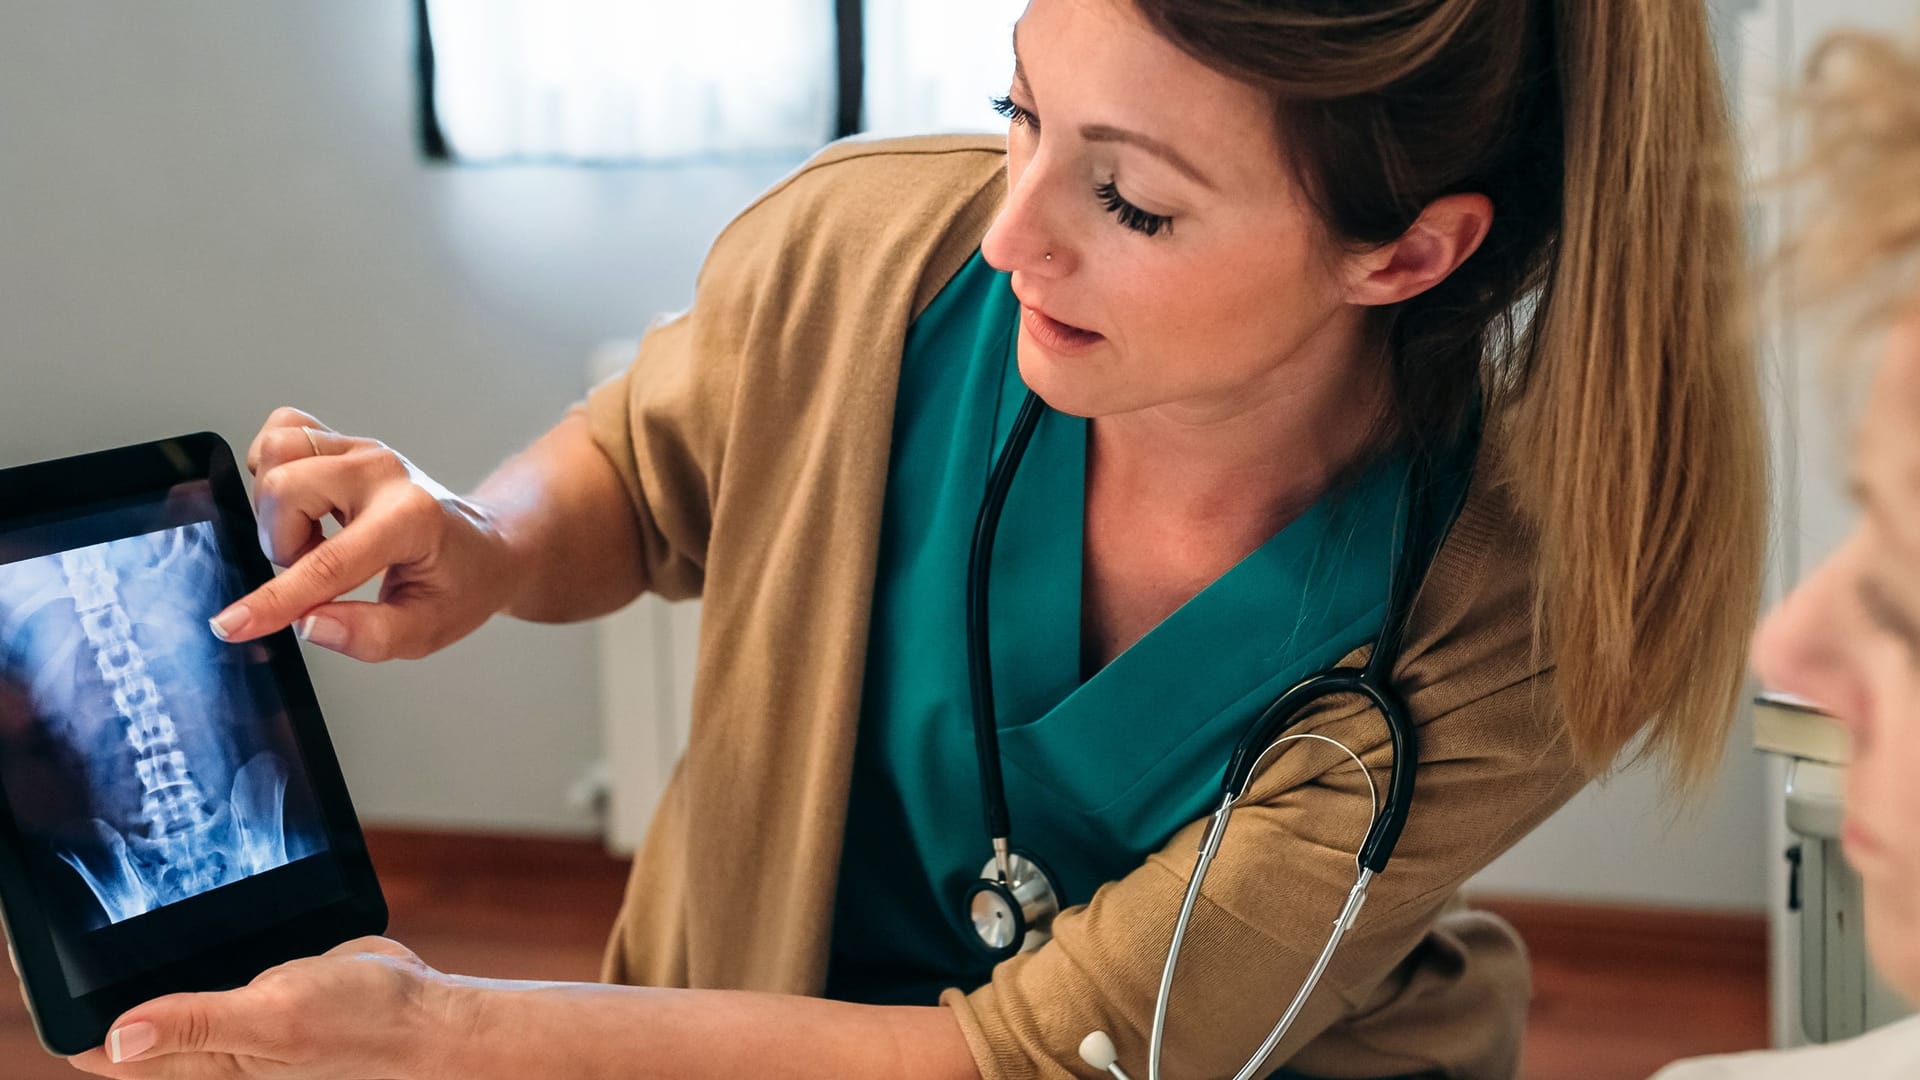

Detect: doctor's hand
[67, 936, 448, 1080]
[208, 408, 521, 662]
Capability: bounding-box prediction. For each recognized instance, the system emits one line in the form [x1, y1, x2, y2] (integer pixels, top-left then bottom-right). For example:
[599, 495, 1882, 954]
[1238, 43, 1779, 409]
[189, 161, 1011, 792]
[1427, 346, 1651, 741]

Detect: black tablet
[0, 432, 386, 1056]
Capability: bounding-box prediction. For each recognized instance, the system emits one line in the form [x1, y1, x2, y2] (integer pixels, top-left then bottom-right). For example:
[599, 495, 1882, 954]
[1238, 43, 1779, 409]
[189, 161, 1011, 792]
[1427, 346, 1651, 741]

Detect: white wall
[0, 2, 797, 834]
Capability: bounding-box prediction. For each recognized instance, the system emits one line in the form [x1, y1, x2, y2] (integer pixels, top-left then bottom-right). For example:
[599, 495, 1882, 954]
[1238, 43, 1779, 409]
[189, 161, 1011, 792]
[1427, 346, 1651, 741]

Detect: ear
[1342, 193, 1494, 308]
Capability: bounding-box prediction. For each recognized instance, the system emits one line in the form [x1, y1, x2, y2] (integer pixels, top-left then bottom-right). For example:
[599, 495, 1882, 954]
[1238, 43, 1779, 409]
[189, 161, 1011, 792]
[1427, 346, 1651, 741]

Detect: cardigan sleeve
[575, 286, 743, 604]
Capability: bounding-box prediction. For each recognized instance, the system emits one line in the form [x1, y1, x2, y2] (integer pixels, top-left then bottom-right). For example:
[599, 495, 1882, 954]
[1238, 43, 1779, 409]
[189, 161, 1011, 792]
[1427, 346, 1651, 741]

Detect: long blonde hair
[1132, 0, 1770, 789]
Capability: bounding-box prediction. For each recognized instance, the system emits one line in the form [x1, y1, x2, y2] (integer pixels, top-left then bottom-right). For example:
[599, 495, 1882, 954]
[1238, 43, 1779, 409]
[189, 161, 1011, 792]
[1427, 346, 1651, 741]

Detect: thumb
[101, 990, 248, 1063]
[295, 597, 444, 662]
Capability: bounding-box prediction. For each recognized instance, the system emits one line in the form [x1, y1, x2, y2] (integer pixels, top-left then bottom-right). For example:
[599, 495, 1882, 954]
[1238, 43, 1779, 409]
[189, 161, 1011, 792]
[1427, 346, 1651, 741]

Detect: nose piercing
[1045, 252, 1053, 262]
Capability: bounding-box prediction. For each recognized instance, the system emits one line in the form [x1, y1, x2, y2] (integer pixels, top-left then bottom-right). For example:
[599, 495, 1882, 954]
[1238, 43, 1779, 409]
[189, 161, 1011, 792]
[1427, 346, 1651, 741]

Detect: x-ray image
[0, 520, 328, 931]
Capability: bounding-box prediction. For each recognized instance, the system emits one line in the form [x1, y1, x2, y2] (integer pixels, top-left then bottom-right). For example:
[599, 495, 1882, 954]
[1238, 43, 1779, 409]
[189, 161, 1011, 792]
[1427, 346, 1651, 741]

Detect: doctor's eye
[990, 94, 1037, 131]
[1095, 180, 1174, 238]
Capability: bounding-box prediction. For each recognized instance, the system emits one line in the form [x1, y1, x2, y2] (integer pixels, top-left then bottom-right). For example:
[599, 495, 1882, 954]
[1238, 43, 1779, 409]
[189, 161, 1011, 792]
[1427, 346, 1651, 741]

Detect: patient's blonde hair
[1790, 27, 1920, 325]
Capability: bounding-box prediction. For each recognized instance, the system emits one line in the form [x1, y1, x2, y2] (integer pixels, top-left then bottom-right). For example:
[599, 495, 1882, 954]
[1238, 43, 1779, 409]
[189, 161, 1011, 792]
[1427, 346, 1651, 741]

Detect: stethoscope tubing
[1223, 669, 1417, 874]
[965, 390, 1049, 856]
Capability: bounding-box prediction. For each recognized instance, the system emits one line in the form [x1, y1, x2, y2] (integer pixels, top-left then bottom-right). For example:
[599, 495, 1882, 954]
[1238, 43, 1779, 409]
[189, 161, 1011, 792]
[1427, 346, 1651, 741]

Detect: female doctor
[73, 0, 1765, 1078]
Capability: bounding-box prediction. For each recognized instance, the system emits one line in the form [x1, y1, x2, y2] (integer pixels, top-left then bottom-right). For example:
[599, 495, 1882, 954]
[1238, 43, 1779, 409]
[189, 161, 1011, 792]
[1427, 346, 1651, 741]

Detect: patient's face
[1754, 313, 1920, 1002]
[979, 0, 1367, 424]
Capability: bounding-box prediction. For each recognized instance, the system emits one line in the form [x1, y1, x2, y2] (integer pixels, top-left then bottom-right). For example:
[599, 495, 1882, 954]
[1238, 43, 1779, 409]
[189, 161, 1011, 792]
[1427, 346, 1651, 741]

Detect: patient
[1654, 24, 1920, 1080]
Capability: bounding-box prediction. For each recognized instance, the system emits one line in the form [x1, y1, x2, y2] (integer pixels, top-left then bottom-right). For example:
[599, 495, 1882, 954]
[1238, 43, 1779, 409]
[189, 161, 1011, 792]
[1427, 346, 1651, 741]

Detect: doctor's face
[1753, 314, 1920, 1004]
[979, 0, 1368, 422]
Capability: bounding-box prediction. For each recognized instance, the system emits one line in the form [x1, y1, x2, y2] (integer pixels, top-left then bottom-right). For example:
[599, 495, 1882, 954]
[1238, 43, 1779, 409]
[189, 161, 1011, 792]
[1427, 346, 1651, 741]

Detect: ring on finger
[302, 426, 322, 458]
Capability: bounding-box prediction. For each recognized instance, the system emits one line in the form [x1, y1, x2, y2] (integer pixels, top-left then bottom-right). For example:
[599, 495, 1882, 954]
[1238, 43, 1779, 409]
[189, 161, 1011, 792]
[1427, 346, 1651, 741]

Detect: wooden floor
[2, 829, 1768, 1079]
[1480, 898, 1769, 1078]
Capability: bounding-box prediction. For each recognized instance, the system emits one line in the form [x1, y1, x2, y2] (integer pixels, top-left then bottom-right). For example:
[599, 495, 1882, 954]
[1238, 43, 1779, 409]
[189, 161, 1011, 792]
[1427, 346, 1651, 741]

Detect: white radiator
[591, 340, 699, 855]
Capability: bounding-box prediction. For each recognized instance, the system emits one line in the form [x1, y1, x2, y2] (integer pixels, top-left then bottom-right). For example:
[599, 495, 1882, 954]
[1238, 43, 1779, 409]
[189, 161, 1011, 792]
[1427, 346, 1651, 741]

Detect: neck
[1089, 349, 1389, 539]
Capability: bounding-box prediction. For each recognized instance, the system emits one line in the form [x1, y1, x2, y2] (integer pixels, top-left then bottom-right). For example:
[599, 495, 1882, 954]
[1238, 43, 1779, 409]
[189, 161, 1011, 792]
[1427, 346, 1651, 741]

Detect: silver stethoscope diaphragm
[964, 850, 1061, 955]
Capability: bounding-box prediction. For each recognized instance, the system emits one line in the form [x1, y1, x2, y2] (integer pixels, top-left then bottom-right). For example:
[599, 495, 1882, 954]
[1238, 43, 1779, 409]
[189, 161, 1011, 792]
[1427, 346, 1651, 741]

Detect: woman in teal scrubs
[826, 252, 1457, 1008]
[66, 0, 1767, 1078]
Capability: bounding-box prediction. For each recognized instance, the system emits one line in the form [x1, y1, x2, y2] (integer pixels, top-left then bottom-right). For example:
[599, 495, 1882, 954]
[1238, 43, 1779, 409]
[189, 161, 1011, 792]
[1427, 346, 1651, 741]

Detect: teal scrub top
[823, 251, 1424, 1007]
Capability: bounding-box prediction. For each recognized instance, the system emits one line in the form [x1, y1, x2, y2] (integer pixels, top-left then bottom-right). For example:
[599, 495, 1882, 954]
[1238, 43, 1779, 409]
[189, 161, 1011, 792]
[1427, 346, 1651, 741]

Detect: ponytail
[1508, 0, 1766, 786]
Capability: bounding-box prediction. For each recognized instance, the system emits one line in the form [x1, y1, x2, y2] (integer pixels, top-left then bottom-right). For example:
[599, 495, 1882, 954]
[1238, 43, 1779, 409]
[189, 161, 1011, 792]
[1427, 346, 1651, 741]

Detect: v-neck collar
[979, 302, 1406, 842]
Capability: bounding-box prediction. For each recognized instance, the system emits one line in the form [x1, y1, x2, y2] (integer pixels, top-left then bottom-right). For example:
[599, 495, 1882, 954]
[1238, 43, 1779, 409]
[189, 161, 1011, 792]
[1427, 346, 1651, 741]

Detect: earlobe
[1345, 193, 1495, 308]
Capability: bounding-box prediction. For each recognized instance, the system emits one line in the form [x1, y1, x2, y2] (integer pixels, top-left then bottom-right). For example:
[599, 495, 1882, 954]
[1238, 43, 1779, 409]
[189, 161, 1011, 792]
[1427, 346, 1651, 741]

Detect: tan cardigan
[582, 134, 1589, 1080]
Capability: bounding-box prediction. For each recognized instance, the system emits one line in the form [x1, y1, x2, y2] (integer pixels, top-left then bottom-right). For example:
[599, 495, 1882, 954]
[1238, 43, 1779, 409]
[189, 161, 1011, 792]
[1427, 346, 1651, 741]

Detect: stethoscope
[959, 389, 1465, 1080]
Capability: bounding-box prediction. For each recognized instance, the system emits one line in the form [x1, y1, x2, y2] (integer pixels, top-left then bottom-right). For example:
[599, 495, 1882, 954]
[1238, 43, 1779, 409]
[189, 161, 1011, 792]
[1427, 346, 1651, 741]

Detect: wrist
[403, 971, 485, 1080]
[464, 496, 537, 621]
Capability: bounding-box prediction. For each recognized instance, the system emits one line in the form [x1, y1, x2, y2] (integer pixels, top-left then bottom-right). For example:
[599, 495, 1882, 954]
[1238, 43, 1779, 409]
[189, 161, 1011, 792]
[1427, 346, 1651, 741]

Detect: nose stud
[1044, 252, 1053, 262]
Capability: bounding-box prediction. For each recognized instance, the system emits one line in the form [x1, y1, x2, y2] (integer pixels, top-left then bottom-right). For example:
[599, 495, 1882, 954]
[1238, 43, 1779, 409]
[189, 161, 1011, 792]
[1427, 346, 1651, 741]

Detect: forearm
[414, 978, 982, 1080]
[473, 411, 649, 624]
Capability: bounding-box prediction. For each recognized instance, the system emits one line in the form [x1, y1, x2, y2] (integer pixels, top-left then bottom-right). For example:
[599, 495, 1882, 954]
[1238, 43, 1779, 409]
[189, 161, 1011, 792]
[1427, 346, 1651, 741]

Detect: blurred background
[0, 1, 1910, 1076]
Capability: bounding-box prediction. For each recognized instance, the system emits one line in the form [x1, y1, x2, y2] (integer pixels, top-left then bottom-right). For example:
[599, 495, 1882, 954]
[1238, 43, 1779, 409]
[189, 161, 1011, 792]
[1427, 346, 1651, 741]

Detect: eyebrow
[1010, 25, 1220, 193]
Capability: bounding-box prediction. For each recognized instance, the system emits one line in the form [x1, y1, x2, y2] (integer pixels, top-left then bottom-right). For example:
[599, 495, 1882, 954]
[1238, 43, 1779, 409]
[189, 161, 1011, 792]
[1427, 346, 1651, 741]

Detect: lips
[1031, 304, 1092, 336]
[1015, 293, 1103, 353]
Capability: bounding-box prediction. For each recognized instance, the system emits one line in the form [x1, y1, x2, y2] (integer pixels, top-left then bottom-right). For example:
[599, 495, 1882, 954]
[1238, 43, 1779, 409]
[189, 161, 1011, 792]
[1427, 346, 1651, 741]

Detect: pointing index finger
[210, 523, 391, 643]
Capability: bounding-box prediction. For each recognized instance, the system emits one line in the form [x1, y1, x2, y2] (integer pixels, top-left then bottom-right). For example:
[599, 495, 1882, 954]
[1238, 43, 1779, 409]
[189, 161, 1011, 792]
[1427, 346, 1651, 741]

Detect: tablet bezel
[0, 432, 387, 1056]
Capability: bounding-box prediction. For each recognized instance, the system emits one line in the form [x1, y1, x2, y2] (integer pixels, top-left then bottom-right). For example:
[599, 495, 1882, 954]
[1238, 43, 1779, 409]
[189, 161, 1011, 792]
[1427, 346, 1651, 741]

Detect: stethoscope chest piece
[964, 852, 1061, 958]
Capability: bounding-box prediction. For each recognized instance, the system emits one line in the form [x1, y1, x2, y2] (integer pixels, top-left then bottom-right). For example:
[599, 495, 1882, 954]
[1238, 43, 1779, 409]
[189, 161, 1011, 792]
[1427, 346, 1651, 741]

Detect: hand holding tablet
[66, 934, 447, 1075]
[0, 432, 387, 1055]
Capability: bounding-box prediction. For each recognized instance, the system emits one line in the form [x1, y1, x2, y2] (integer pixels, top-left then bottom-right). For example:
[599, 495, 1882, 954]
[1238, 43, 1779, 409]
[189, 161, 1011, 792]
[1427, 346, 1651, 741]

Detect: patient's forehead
[1859, 316, 1920, 556]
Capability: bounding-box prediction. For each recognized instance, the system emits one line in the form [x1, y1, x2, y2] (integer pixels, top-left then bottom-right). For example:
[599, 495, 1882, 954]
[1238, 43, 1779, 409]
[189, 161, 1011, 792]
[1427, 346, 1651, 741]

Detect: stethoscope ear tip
[1079, 1029, 1135, 1078]
[1079, 1029, 1119, 1069]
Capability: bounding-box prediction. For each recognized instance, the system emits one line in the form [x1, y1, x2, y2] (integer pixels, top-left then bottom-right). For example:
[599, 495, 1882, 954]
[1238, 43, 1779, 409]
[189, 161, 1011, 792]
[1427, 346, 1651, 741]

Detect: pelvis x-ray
[0, 523, 325, 929]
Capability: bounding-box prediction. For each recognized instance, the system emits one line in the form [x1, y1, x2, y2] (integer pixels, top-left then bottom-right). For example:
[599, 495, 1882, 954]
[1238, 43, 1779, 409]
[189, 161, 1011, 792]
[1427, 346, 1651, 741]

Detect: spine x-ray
[0, 522, 325, 930]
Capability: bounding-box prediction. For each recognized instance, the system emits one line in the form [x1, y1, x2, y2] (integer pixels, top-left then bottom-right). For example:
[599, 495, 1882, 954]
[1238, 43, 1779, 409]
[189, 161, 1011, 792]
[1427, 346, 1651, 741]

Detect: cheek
[1105, 235, 1333, 368]
[1849, 654, 1920, 997]
[1846, 637, 1920, 797]
[1868, 645, 1920, 754]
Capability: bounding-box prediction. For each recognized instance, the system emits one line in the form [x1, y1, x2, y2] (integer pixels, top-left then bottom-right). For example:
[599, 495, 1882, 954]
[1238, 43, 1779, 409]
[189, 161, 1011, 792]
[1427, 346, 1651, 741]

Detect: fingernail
[209, 605, 250, 642]
[108, 1020, 156, 1063]
[296, 614, 348, 651]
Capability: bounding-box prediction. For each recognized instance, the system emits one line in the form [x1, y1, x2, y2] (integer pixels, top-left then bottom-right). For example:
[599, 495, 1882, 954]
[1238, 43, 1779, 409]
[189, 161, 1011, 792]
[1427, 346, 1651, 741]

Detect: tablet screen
[0, 479, 344, 998]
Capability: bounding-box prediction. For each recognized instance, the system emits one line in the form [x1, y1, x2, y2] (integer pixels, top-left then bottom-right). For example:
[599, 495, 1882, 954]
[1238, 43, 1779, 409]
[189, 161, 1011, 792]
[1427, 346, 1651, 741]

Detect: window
[419, 0, 838, 163]
[860, 1, 1025, 138]
[417, 0, 1026, 164]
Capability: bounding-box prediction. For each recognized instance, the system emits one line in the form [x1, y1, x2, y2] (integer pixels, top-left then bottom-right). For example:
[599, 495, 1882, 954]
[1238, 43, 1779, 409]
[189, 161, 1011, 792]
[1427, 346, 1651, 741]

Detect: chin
[1012, 339, 1155, 421]
[1864, 885, 1920, 1004]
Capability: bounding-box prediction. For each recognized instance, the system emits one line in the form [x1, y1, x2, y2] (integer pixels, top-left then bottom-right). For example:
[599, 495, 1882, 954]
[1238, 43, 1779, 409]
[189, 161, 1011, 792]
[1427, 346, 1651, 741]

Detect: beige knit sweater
[581, 134, 1588, 1080]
